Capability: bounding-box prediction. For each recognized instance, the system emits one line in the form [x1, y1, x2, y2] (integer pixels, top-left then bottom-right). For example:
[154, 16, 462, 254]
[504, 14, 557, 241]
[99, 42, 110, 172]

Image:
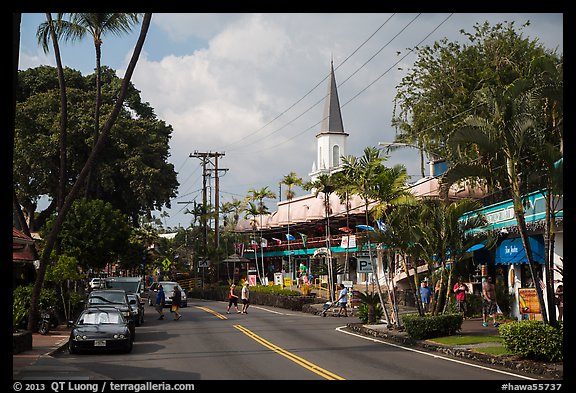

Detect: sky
[17, 13, 564, 230]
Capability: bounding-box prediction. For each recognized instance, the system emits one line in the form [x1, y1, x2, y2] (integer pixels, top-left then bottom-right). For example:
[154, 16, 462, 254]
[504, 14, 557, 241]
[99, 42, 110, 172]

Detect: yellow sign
[518, 287, 542, 320]
[162, 258, 171, 271]
[284, 278, 293, 287]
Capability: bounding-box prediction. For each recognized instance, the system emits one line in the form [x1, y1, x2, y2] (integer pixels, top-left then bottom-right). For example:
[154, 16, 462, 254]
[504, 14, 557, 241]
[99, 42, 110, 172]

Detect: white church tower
[309, 61, 349, 182]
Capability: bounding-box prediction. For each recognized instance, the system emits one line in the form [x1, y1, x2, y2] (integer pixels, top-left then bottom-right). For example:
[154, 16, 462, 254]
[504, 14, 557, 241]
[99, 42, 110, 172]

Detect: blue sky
[18, 13, 563, 229]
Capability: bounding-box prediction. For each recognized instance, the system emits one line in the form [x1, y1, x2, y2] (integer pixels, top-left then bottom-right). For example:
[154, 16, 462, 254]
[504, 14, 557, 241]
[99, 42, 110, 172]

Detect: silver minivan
[147, 281, 187, 307]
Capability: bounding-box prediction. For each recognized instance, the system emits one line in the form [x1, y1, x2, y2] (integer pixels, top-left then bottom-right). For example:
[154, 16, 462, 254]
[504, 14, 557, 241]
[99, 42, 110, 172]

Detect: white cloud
[17, 13, 563, 228]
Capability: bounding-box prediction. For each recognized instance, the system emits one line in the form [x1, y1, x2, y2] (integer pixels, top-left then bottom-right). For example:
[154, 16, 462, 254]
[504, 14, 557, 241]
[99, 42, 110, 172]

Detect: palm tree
[341, 147, 397, 325]
[51, 13, 142, 197]
[246, 187, 276, 284]
[36, 13, 68, 212]
[27, 14, 152, 332]
[303, 173, 337, 301]
[281, 171, 303, 278]
[440, 78, 551, 323]
[416, 198, 495, 315]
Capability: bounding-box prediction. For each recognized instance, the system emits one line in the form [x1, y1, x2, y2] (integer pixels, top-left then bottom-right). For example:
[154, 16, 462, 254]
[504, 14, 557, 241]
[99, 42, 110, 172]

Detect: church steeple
[320, 60, 345, 133]
[309, 61, 349, 182]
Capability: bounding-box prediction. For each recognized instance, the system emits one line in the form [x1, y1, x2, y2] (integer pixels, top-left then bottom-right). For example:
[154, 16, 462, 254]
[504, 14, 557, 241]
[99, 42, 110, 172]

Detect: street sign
[357, 258, 373, 273]
[198, 259, 210, 268]
[161, 258, 171, 271]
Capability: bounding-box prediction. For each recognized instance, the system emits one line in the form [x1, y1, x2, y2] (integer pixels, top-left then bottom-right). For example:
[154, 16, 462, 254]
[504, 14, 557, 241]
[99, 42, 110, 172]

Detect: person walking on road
[336, 284, 348, 317]
[241, 281, 250, 314]
[482, 277, 499, 327]
[155, 284, 166, 320]
[171, 286, 182, 320]
[227, 284, 240, 314]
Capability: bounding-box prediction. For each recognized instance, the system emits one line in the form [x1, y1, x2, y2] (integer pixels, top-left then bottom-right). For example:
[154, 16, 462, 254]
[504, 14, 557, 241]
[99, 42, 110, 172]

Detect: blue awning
[495, 235, 545, 265]
[466, 242, 486, 253]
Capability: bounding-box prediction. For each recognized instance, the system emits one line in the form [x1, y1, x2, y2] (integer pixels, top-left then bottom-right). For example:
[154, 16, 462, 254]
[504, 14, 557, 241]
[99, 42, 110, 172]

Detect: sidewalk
[305, 302, 563, 379]
[12, 325, 109, 380]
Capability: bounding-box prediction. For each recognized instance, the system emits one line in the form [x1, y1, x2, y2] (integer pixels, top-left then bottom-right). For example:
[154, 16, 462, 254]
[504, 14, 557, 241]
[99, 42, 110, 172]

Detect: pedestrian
[336, 284, 348, 317]
[420, 281, 432, 313]
[241, 281, 250, 314]
[482, 276, 499, 327]
[171, 286, 182, 320]
[227, 284, 241, 314]
[155, 284, 165, 320]
[453, 278, 468, 317]
[555, 284, 563, 321]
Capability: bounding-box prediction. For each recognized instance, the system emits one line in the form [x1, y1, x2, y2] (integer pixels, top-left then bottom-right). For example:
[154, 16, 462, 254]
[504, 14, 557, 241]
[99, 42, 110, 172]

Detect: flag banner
[271, 238, 282, 245]
[250, 239, 258, 249]
[376, 219, 387, 231]
[233, 243, 245, 257]
[285, 233, 296, 241]
[261, 238, 268, 248]
[299, 233, 308, 248]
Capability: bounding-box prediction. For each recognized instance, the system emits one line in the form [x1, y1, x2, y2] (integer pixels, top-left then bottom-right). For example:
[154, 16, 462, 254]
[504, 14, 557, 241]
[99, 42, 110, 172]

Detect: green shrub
[402, 313, 463, 340]
[12, 285, 61, 331]
[357, 302, 384, 324]
[499, 320, 563, 362]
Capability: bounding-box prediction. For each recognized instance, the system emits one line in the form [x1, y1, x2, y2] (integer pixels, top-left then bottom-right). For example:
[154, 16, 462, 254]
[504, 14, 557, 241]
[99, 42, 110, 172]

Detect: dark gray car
[87, 289, 135, 340]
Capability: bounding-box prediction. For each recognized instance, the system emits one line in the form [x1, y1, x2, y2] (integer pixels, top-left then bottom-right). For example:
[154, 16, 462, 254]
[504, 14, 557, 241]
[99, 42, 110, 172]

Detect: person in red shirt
[453, 278, 468, 318]
[226, 284, 240, 314]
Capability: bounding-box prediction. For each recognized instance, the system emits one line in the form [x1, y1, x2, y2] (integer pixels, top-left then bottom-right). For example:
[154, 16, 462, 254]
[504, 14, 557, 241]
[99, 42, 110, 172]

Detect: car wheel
[68, 341, 78, 355]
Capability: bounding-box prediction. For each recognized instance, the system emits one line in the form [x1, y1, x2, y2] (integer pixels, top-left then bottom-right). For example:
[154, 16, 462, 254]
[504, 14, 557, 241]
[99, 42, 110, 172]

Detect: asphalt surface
[12, 303, 563, 380]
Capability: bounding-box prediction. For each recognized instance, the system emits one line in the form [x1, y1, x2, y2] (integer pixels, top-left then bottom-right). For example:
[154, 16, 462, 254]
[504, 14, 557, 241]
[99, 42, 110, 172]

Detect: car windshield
[162, 283, 179, 293]
[89, 292, 127, 305]
[79, 310, 123, 325]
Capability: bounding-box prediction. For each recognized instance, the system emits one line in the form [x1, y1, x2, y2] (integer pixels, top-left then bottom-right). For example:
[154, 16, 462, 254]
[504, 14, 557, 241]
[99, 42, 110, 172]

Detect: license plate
[94, 340, 106, 347]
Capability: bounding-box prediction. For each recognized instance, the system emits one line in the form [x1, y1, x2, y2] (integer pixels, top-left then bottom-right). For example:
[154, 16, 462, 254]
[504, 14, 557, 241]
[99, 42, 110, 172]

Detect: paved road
[20, 299, 542, 381]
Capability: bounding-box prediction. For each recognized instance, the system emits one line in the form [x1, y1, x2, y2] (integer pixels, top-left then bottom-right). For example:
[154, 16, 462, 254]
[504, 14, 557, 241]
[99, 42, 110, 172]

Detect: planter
[13, 330, 32, 354]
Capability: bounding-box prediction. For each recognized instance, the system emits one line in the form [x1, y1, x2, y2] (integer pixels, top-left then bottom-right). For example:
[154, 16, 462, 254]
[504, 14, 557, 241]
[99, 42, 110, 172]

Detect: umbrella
[356, 224, 375, 231]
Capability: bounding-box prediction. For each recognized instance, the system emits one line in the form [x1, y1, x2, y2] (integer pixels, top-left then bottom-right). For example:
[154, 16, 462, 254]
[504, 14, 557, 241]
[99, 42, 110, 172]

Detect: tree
[281, 171, 303, 278]
[245, 187, 276, 284]
[15, 65, 179, 229]
[49, 13, 142, 197]
[416, 198, 495, 315]
[43, 198, 131, 272]
[303, 173, 337, 301]
[25, 13, 152, 332]
[440, 79, 550, 323]
[36, 13, 68, 212]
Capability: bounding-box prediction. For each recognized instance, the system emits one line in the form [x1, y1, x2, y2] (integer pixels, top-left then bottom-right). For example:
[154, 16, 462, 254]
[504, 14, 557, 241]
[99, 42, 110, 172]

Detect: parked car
[87, 289, 135, 340]
[89, 277, 104, 290]
[147, 281, 187, 307]
[68, 306, 133, 354]
[127, 293, 144, 326]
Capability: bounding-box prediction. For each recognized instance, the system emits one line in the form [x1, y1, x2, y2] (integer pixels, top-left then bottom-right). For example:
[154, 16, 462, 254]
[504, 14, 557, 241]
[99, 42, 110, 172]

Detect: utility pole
[189, 151, 227, 253]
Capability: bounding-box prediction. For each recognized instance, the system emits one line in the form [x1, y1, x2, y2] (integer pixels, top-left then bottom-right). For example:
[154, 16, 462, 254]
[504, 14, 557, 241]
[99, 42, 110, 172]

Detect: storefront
[495, 235, 546, 320]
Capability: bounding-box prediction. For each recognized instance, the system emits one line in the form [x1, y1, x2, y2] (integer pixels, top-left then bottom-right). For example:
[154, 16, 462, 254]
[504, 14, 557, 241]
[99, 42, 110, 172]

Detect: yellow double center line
[234, 324, 345, 380]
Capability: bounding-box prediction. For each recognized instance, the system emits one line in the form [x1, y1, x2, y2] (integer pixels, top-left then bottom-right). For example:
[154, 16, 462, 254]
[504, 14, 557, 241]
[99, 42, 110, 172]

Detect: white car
[89, 278, 103, 290]
[147, 281, 187, 307]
